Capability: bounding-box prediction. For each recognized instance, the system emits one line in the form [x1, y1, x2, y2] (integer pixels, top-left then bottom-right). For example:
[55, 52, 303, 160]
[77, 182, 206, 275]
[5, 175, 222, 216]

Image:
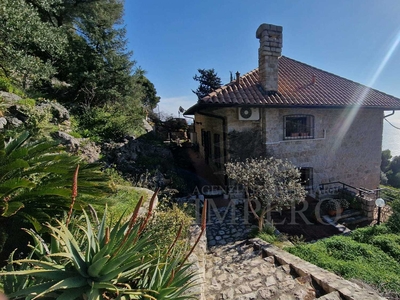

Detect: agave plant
[0, 191, 207, 300]
[0, 131, 110, 230]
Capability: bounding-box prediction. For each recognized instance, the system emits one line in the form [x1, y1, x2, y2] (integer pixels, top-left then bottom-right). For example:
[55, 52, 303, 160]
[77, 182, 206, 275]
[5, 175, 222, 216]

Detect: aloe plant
[0, 191, 207, 299]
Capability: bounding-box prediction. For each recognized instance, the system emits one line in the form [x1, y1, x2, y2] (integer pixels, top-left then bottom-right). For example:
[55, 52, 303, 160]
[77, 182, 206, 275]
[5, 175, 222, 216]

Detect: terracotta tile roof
[186, 56, 400, 113]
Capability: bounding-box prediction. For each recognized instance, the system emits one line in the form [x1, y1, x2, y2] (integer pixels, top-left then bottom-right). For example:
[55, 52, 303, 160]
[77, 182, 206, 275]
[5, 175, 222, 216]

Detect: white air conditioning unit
[238, 107, 260, 121]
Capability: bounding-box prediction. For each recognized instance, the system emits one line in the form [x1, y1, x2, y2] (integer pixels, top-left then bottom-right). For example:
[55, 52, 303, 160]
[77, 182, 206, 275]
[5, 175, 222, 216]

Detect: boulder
[0, 117, 7, 129]
[52, 131, 100, 163]
[143, 119, 153, 132]
[52, 131, 80, 152]
[0, 91, 22, 103]
[79, 140, 101, 163]
[36, 101, 70, 123]
[7, 117, 23, 127]
[102, 135, 173, 183]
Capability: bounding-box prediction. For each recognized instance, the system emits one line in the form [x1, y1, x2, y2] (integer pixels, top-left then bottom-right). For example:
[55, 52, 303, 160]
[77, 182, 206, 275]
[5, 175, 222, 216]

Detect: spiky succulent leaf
[1, 194, 197, 300]
[0, 131, 111, 230]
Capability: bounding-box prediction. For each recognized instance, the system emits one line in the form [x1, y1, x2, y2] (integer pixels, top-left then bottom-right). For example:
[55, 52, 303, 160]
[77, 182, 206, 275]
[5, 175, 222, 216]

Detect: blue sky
[125, 0, 400, 119]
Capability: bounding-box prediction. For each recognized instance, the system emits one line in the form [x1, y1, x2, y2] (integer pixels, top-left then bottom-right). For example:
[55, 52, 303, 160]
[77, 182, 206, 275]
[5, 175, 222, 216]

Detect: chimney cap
[256, 23, 283, 39]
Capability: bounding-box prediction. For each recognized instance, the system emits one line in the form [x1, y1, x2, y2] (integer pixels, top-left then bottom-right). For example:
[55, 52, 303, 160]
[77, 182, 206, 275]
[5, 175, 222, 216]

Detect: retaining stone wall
[186, 225, 207, 300]
[249, 238, 386, 300]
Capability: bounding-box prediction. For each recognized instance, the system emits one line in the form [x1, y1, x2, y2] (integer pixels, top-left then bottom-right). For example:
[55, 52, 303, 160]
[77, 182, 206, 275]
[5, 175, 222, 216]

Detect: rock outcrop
[52, 131, 100, 163]
[103, 135, 173, 174]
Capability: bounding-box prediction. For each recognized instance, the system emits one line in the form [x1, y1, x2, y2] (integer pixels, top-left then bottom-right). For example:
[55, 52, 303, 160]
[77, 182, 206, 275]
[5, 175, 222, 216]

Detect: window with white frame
[284, 115, 314, 140]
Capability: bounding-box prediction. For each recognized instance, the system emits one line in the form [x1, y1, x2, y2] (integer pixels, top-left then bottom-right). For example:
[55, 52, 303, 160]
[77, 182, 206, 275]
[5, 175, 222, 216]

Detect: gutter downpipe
[384, 110, 395, 118]
[196, 111, 228, 186]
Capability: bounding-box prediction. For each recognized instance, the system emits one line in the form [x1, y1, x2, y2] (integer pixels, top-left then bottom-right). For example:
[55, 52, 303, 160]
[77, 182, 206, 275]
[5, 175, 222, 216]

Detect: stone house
[184, 23, 400, 193]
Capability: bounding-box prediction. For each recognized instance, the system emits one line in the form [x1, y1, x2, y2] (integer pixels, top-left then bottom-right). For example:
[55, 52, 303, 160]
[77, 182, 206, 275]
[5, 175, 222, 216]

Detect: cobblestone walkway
[205, 241, 318, 300]
[205, 205, 320, 300]
[206, 203, 252, 247]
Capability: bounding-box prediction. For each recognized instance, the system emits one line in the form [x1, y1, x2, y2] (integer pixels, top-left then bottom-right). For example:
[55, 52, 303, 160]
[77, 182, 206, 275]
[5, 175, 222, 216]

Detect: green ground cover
[286, 225, 400, 295]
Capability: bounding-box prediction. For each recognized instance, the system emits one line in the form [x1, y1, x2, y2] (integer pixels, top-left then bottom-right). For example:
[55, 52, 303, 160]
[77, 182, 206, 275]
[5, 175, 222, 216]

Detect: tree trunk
[258, 208, 267, 232]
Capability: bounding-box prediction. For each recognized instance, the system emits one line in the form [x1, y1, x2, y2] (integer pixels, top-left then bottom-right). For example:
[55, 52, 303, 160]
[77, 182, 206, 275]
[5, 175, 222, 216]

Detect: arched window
[283, 115, 314, 140]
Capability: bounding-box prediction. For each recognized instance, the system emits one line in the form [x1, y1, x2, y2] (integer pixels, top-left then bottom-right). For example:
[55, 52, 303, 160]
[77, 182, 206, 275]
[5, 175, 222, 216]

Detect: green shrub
[19, 102, 54, 135]
[17, 98, 36, 107]
[350, 225, 390, 243]
[68, 131, 82, 138]
[0, 75, 25, 97]
[323, 237, 373, 260]
[147, 203, 194, 251]
[0, 77, 12, 92]
[78, 107, 144, 141]
[258, 232, 278, 244]
[370, 234, 400, 263]
[387, 199, 400, 233]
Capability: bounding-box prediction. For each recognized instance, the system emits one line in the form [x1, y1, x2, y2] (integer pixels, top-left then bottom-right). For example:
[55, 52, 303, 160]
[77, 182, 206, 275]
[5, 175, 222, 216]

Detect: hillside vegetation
[1, 0, 159, 141]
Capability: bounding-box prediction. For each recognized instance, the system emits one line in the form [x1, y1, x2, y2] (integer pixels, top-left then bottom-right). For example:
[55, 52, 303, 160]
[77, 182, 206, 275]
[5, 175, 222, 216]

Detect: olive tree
[225, 157, 306, 231]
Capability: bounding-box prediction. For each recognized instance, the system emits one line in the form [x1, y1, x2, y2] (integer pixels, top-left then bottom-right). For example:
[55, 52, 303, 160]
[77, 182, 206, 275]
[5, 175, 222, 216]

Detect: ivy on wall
[227, 129, 265, 161]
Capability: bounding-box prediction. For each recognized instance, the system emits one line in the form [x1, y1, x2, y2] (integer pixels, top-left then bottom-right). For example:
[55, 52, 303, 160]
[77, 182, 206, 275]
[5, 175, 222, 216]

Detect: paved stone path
[205, 241, 318, 300]
[206, 203, 252, 247]
[205, 204, 319, 300]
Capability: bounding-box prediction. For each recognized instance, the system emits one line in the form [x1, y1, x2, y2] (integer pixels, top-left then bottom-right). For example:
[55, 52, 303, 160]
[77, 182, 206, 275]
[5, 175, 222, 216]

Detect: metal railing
[319, 181, 375, 198]
[370, 186, 400, 203]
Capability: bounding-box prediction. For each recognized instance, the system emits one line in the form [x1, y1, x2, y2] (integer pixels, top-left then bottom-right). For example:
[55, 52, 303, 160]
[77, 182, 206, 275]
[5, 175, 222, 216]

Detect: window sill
[284, 136, 314, 140]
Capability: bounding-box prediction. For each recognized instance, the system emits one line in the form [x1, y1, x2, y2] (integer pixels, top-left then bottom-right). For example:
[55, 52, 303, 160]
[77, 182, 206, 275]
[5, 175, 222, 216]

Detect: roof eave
[187, 102, 400, 111]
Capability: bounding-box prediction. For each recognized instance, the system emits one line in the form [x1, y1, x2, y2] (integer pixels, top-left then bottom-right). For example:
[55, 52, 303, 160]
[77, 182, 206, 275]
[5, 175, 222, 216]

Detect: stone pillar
[256, 24, 283, 92]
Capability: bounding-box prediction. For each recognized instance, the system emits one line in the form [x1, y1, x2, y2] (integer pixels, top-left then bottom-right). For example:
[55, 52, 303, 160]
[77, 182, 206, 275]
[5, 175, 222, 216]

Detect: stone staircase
[203, 240, 381, 299]
[322, 209, 370, 232]
[317, 191, 371, 229]
[202, 204, 384, 300]
[205, 241, 321, 300]
[336, 209, 370, 226]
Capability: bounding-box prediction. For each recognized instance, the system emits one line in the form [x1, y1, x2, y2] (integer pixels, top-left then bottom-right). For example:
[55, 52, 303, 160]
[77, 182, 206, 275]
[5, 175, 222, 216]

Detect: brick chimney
[256, 23, 283, 92]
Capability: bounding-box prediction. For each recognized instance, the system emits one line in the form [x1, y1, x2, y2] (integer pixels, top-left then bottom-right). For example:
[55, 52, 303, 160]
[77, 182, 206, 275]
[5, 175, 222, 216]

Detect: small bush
[350, 225, 390, 243]
[147, 203, 193, 251]
[0, 76, 25, 97]
[17, 98, 36, 107]
[68, 131, 82, 138]
[323, 237, 373, 260]
[257, 232, 278, 244]
[387, 199, 400, 233]
[0, 77, 12, 92]
[370, 234, 400, 263]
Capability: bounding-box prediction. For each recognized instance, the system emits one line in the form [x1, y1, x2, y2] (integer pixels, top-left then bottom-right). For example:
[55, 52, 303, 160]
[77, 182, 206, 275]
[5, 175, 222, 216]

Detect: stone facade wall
[194, 106, 384, 192]
[264, 107, 383, 191]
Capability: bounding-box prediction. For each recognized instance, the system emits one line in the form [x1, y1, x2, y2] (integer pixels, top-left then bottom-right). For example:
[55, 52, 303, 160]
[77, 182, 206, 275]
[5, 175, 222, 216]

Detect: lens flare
[332, 30, 400, 152]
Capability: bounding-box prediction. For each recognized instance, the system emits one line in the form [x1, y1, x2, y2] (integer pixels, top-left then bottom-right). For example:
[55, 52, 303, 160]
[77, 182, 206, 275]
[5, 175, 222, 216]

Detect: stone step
[340, 215, 370, 225]
[336, 209, 362, 221]
[317, 291, 342, 300]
